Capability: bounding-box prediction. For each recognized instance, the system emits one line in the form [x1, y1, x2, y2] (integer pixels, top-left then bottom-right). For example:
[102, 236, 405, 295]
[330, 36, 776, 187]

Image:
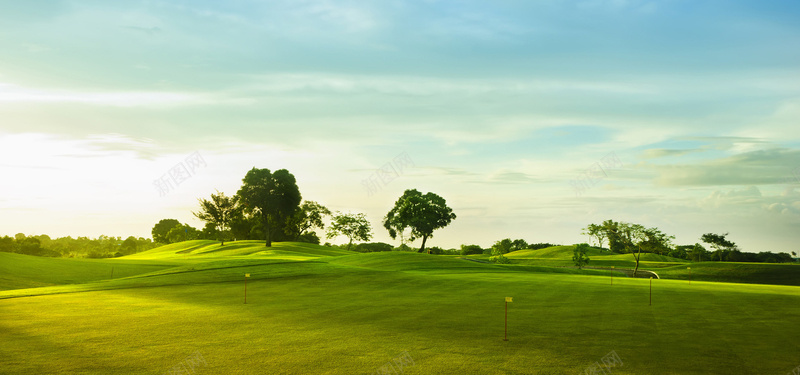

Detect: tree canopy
[383, 189, 456, 253]
[193, 191, 239, 246]
[327, 212, 372, 250]
[151, 219, 181, 244]
[237, 168, 302, 247]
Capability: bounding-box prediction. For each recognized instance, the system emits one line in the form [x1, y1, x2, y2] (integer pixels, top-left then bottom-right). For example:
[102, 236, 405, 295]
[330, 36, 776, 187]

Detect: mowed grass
[0, 252, 176, 291]
[1, 243, 799, 374]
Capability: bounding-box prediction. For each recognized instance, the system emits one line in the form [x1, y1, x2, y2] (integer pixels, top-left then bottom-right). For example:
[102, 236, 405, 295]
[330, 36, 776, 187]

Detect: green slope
[0, 252, 176, 291]
[125, 240, 353, 260]
[505, 245, 611, 258]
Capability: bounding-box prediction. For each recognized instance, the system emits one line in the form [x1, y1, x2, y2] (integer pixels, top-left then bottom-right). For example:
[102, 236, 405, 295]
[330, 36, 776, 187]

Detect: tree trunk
[264, 215, 272, 247]
[418, 235, 428, 253]
[632, 245, 642, 276]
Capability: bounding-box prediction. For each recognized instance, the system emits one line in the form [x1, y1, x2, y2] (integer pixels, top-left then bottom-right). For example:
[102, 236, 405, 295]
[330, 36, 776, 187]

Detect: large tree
[326, 212, 372, 250]
[701, 233, 737, 261]
[582, 223, 607, 250]
[383, 189, 456, 253]
[589, 220, 674, 276]
[193, 191, 239, 246]
[152, 219, 181, 244]
[284, 201, 331, 241]
[237, 168, 302, 247]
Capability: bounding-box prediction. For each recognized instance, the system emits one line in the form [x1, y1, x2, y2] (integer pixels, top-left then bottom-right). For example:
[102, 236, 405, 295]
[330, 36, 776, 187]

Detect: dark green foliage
[393, 243, 414, 252]
[297, 232, 321, 245]
[460, 244, 484, 255]
[353, 242, 394, 253]
[701, 232, 738, 261]
[152, 219, 181, 244]
[383, 189, 456, 253]
[284, 201, 331, 241]
[491, 238, 513, 254]
[165, 224, 200, 244]
[0, 235, 156, 258]
[237, 168, 302, 247]
[18, 237, 42, 256]
[0, 236, 16, 253]
[572, 243, 590, 269]
[511, 239, 528, 250]
[119, 237, 138, 256]
[527, 243, 560, 250]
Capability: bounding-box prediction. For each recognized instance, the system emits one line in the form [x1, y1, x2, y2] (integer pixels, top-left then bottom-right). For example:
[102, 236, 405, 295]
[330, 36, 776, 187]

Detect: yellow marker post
[504, 297, 512, 341]
[687, 267, 691, 285]
[244, 274, 250, 304]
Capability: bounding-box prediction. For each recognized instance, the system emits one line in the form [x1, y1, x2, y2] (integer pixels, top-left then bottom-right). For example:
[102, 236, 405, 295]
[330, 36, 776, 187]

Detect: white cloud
[0, 83, 198, 107]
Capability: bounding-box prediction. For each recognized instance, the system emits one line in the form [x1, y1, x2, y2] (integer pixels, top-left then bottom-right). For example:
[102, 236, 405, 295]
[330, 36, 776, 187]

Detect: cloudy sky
[1, 0, 799, 252]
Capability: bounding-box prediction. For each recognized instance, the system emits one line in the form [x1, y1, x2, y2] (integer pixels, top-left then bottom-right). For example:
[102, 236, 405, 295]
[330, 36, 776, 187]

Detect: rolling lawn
[1, 242, 799, 374]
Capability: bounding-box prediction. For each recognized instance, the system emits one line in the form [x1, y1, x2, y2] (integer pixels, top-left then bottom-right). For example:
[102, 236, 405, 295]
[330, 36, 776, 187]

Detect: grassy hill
[0, 252, 176, 291]
[125, 240, 352, 260]
[1, 241, 799, 374]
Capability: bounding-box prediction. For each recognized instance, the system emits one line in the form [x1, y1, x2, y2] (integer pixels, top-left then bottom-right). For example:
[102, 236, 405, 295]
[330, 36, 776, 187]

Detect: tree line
[582, 219, 795, 267]
[0, 234, 157, 258]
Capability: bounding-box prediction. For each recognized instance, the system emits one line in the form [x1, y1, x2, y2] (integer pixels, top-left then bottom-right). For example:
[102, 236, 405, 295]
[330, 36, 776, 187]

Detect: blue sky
[1, 0, 799, 252]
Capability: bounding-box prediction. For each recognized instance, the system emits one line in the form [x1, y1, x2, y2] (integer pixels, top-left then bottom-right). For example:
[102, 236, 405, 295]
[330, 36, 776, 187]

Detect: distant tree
[199, 222, 219, 241]
[297, 231, 321, 244]
[511, 239, 528, 251]
[383, 189, 456, 253]
[601, 222, 673, 276]
[492, 239, 514, 255]
[639, 227, 675, 256]
[166, 224, 200, 244]
[669, 245, 690, 260]
[573, 243, 590, 269]
[428, 246, 444, 255]
[237, 168, 302, 247]
[14, 233, 25, 241]
[688, 243, 708, 262]
[527, 242, 559, 250]
[119, 236, 139, 255]
[0, 236, 16, 253]
[460, 244, 484, 256]
[152, 219, 181, 244]
[582, 223, 607, 250]
[193, 191, 239, 246]
[284, 201, 331, 241]
[394, 243, 413, 252]
[327, 212, 372, 250]
[701, 233, 737, 262]
[353, 242, 394, 253]
[490, 244, 511, 263]
[18, 237, 42, 256]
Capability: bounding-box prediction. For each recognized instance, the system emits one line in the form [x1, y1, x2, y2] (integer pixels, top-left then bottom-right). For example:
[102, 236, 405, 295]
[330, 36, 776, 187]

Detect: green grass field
[1, 242, 799, 374]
